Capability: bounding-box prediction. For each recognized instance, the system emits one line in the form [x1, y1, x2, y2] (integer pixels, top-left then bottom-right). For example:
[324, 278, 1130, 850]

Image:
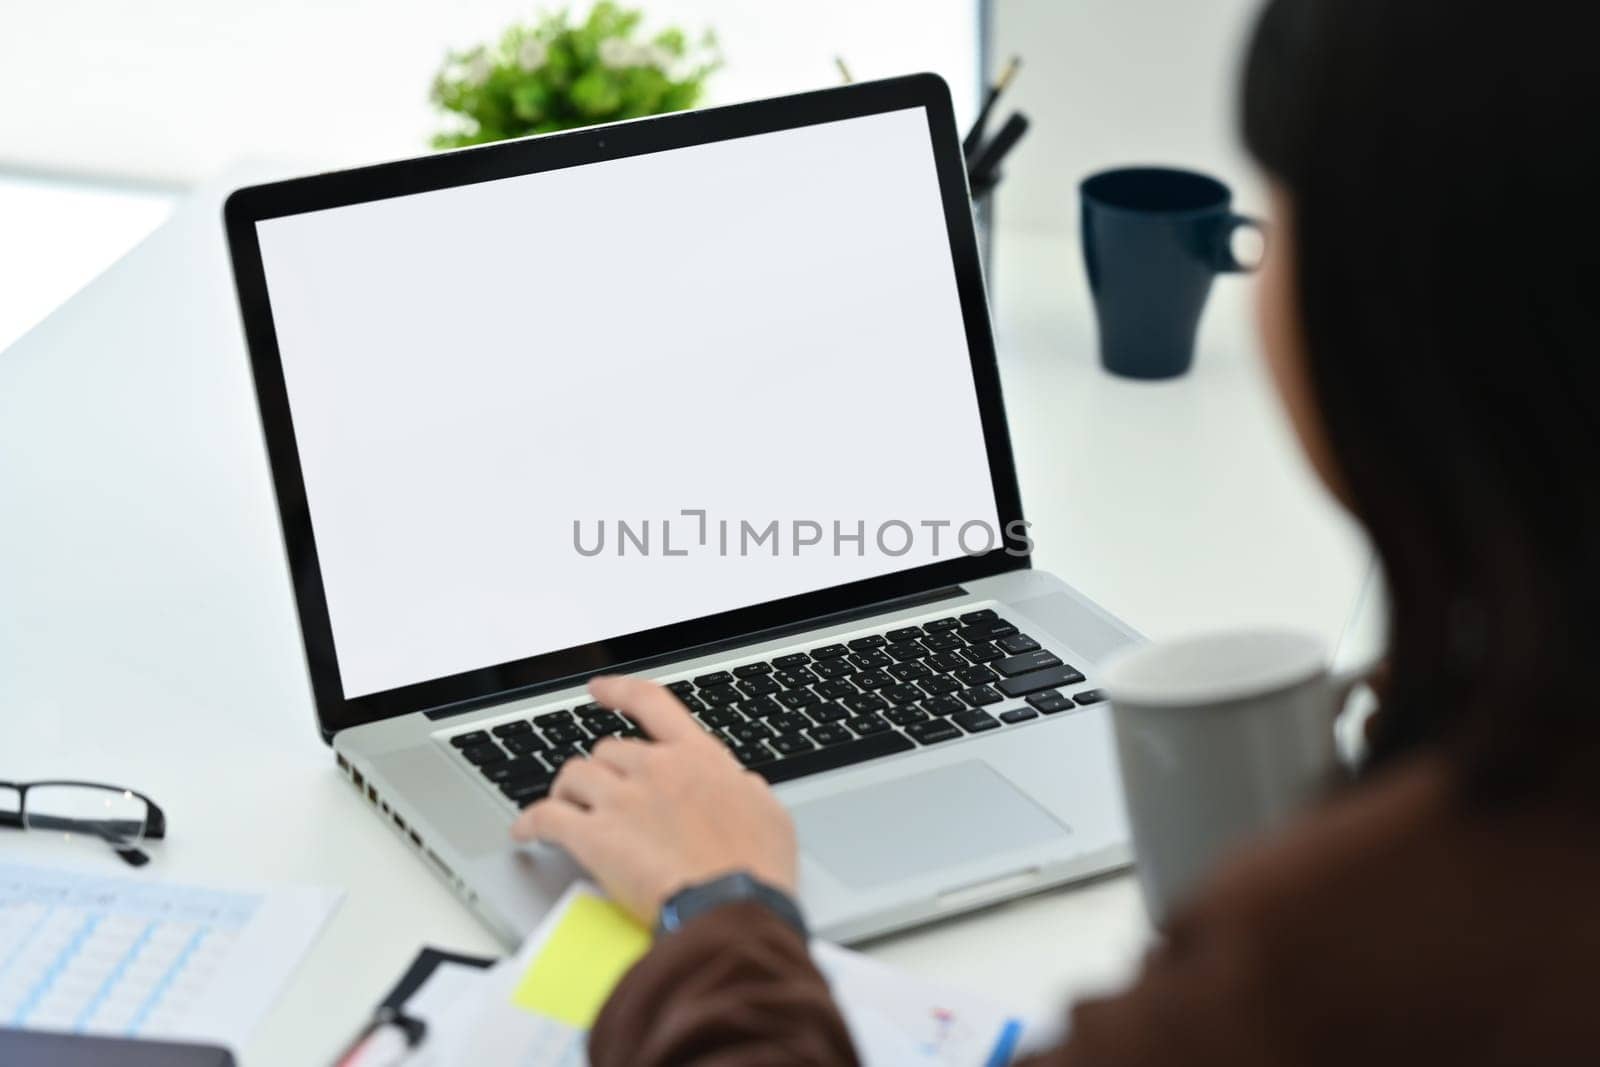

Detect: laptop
[224, 73, 1138, 946]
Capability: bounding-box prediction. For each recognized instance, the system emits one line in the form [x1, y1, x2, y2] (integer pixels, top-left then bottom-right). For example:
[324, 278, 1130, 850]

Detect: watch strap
[655, 871, 807, 940]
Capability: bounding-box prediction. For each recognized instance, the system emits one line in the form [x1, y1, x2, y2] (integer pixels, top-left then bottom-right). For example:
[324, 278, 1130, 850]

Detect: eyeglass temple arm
[144, 799, 167, 840]
[0, 812, 21, 829]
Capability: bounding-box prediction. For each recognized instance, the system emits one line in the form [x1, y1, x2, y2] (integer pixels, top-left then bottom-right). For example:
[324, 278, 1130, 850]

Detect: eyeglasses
[0, 780, 167, 867]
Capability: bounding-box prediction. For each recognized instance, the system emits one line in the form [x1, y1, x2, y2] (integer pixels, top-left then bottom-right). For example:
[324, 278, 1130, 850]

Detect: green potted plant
[430, 2, 721, 148]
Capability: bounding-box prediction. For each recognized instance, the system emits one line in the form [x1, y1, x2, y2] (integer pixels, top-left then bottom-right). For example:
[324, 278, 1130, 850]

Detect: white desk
[0, 176, 1368, 1063]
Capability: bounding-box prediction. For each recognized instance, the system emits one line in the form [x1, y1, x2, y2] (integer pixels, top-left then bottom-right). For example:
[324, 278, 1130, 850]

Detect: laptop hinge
[422, 584, 970, 722]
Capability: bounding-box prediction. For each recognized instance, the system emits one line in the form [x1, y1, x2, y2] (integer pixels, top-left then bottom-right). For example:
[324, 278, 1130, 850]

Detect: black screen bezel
[224, 73, 1029, 741]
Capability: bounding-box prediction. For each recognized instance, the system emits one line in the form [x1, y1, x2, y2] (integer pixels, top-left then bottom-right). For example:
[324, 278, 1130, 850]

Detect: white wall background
[988, 0, 1267, 232]
[0, 1, 981, 184]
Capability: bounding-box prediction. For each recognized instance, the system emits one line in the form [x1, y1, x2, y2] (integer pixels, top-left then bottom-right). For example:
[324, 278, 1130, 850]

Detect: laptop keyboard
[447, 608, 1107, 809]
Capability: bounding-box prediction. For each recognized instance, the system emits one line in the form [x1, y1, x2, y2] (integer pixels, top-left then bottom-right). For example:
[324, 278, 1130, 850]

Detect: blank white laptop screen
[255, 106, 1000, 700]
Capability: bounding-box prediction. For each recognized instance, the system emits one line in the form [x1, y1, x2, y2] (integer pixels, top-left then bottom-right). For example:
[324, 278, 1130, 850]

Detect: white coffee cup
[1103, 628, 1368, 926]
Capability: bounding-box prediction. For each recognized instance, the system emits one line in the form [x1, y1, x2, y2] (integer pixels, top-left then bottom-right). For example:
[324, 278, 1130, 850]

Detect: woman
[514, 0, 1600, 1061]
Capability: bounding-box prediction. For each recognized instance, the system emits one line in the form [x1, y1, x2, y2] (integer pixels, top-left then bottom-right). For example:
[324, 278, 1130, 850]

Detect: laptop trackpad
[791, 760, 1071, 889]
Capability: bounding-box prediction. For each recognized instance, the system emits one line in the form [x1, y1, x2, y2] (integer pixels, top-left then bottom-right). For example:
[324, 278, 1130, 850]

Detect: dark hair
[1240, 0, 1600, 797]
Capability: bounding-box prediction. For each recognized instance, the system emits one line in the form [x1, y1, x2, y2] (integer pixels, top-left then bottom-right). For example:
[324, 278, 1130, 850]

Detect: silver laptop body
[224, 75, 1138, 946]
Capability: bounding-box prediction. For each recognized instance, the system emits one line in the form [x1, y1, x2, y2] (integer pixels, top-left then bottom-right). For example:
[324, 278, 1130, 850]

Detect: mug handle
[1213, 213, 1268, 273]
[1329, 658, 1383, 766]
[1330, 661, 1376, 711]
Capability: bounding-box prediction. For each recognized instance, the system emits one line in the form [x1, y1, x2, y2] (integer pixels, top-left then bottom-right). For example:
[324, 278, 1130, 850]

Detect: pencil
[963, 55, 1021, 163]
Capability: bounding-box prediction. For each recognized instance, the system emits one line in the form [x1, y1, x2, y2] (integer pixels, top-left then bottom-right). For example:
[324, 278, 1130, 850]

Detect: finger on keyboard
[588, 675, 703, 743]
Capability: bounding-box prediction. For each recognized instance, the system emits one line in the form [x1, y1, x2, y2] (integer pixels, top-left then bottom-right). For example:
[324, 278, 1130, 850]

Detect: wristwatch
[655, 871, 808, 940]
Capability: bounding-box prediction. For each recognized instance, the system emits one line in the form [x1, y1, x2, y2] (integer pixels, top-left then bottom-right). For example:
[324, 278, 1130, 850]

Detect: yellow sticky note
[511, 892, 651, 1029]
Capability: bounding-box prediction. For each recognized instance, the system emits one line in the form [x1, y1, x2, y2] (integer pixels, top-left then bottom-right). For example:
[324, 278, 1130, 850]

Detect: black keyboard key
[994, 649, 1064, 677]
[492, 720, 532, 737]
[773, 652, 811, 668]
[882, 684, 924, 705]
[1000, 706, 1039, 724]
[732, 720, 775, 743]
[500, 779, 552, 806]
[920, 633, 964, 653]
[921, 695, 966, 716]
[776, 688, 820, 710]
[585, 713, 627, 739]
[770, 711, 812, 734]
[842, 692, 888, 714]
[851, 670, 892, 691]
[459, 742, 503, 765]
[731, 743, 775, 768]
[959, 608, 998, 624]
[667, 679, 696, 695]
[770, 733, 817, 756]
[885, 641, 928, 663]
[733, 662, 773, 678]
[928, 651, 968, 673]
[959, 620, 1018, 644]
[1074, 689, 1108, 706]
[693, 670, 734, 688]
[541, 722, 587, 745]
[847, 650, 892, 671]
[997, 633, 1042, 655]
[575, 702, 607, 715]
[888, 661, 933, 683]
[808, 723, 853, 746]
[480, 755, 542, 783]
[534, 709, 576, 727]
[962, 641, 1005, 664]
[847, 635, 886, 651]
[885, 627, 920, 642]
[701, 684, 742, 706]
[960, 685, 1004, 706]
[774, 668, 817, 689]
[998, 665, 1088, 698]
[815, 678, 858, 700]
[503, 734, 548, 757]
[699, 706, 743, 729]
[922, 617, 961, 633]
[954, 709, 1002, 733]
[737, 675, 782, 697]
[811, 658, 854, 680]
[955, 664, 999, 687]
[450, 730, 490, 748]
[907, 719, 962, 745]
[845, 713, 892, 736]
[543, 745, 581, 770]
[809, 702, 849, 723]
[741, 695, 784, 719]
[810, 643, 848, 659]
[885, 705, 930, 726]
[755, 731, 915, 784]
[1027, 690, 1074, 713]
[918, 675, 961, 696]
[678, 694, 709, 714]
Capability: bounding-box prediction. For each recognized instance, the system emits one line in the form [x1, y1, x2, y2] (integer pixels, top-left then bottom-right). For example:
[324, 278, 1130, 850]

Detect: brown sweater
[590, 756, 1600, 1066]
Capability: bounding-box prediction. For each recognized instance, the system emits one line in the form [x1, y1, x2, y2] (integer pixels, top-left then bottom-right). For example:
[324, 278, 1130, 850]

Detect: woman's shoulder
[1159, 753, 1600, 1062]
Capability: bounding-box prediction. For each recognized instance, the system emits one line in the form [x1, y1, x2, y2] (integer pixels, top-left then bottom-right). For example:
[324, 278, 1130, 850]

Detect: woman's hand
[510, 675, 799, 925]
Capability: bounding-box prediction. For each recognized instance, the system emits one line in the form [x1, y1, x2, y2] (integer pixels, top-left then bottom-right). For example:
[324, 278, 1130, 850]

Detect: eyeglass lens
[22, 785, 152, 846]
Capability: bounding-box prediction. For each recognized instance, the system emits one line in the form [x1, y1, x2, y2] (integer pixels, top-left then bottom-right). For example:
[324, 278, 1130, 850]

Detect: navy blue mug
[1080, 167, 1264, 379]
